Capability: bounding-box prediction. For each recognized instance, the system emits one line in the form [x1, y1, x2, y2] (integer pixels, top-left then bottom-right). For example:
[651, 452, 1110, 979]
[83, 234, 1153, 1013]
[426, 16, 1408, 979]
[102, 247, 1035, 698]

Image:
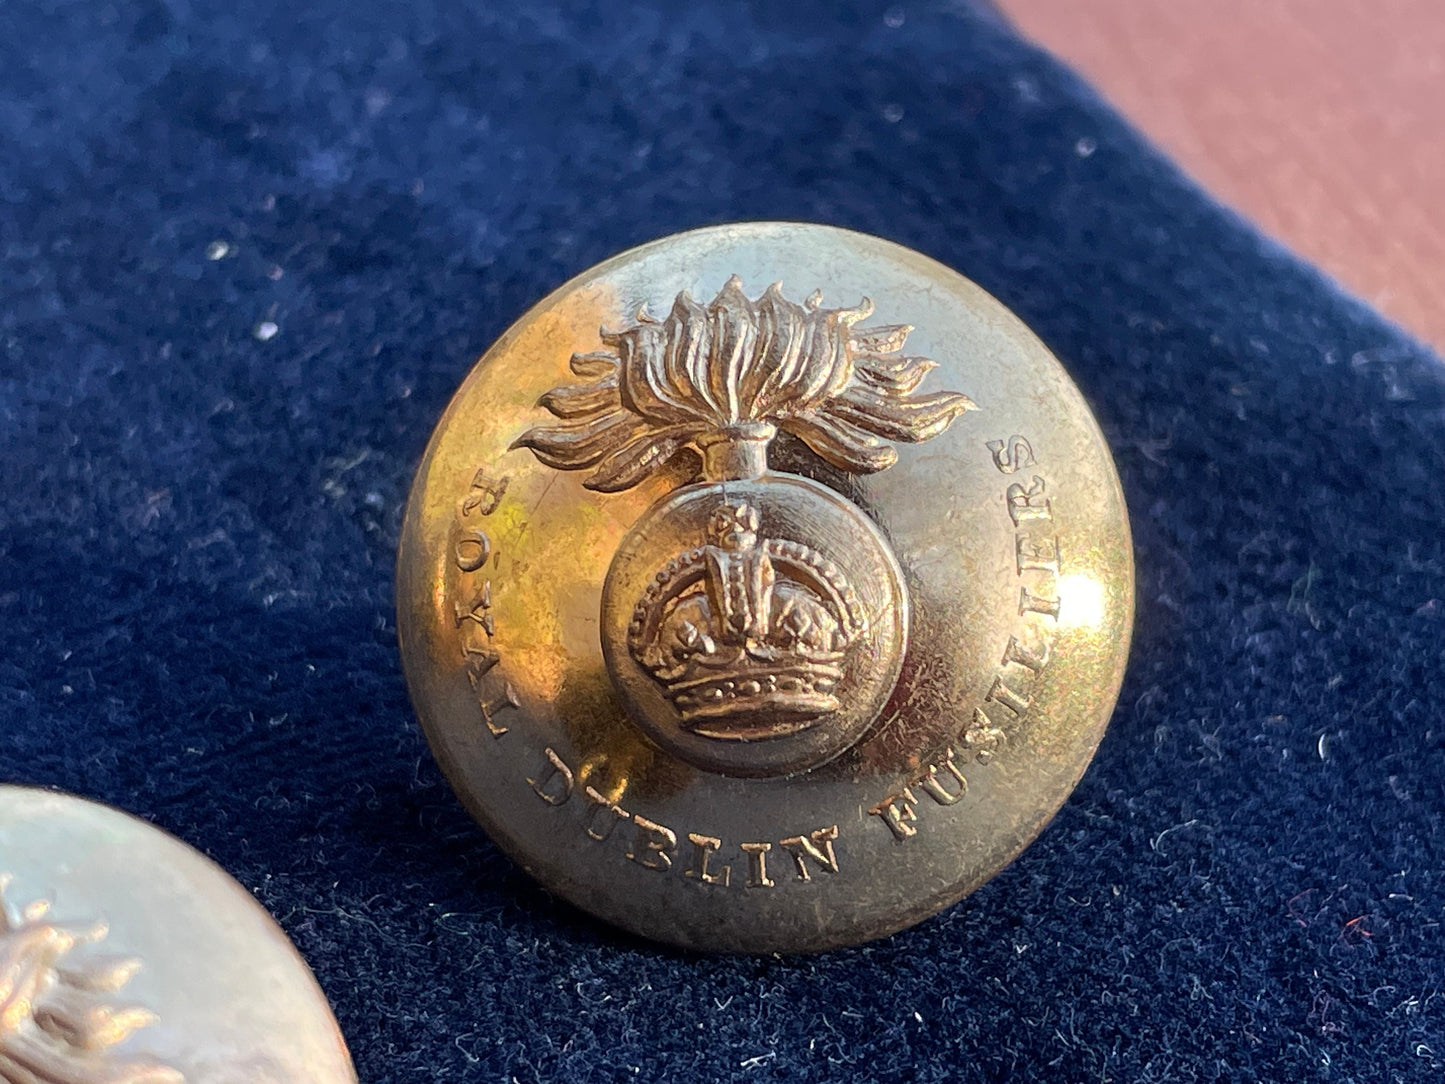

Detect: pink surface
[1004, 0, 1445, 351]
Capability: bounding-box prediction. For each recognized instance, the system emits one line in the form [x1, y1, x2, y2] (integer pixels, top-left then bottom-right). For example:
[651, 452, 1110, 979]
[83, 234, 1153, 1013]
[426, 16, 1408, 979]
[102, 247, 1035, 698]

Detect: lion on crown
[627, 500, 870, 738]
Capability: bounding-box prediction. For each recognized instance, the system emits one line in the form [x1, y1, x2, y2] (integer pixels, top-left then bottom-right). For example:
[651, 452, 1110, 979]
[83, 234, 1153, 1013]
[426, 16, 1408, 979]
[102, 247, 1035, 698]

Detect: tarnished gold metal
[397, 223, 1133, 953]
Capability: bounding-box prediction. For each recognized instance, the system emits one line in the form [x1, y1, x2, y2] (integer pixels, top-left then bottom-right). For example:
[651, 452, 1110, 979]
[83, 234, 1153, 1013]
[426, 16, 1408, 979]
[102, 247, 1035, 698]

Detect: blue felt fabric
[2, 1, 1443, 1080]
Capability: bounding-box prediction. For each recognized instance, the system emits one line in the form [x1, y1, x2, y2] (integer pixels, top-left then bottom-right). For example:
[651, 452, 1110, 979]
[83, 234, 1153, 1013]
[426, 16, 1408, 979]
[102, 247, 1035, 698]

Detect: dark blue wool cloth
[2, 1, 1443, 1080]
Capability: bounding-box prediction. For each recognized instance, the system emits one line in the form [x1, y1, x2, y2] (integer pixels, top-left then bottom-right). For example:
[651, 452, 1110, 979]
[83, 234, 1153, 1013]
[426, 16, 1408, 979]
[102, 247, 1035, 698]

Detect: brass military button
[0, 785, 357, 1081]
[397, 223, 1133, 952]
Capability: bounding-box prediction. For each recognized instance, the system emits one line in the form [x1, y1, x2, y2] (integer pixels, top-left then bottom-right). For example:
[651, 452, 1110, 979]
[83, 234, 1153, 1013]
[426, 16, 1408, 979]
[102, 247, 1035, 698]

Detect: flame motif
[512, 276, 976, 490]
[0, 876, 182, 1084]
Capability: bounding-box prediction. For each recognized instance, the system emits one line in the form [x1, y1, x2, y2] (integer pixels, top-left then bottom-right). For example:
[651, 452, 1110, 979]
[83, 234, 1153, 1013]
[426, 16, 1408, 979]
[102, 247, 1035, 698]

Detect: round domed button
[0, 785, 357, 1082]
[397, 222, 1133, 953]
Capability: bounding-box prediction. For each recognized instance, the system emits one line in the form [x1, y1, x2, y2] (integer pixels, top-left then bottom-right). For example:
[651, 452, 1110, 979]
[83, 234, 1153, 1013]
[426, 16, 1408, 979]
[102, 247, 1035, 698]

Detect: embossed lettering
[739, 842, 776, 888]
[626, 815, 678, 871]
[962, 707, 1006, 763]
[454, 528, 492, 573]
[463, 640, 500, 682]
[862, 433, 1066, 847]
[684, 833, 731, 887]
[527, 747, 573, 806]
[986, 675, 1031, 716]
[870, 752, 972, 841]
[916, 751, 968, 806]
[455, 578, 495, 631]
[582, 786, 629, 842]
[460, 470, 510, 517]
[778, 825, 840, 882]
[987, 434, 1036, 474]
[1006, 475, 1052, 525]
[476, 679, 519, 738]
[869, 788, 919, 841]
[1016, 534, 1060, 574]
[1001, 635, 1049, 673]
[452, 468, 512, 730]
[1019, 586, 1062, 619]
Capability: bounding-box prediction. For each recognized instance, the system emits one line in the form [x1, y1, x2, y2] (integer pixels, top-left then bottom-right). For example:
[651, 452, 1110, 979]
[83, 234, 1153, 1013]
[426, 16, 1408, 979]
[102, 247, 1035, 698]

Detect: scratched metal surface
[396, 223, 1134, 953]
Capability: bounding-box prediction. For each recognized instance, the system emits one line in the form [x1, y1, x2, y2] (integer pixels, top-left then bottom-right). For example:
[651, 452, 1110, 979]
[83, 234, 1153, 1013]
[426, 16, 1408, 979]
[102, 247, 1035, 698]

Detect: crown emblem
[626, 500, 867, 739]
[513, 276, 975, 765]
